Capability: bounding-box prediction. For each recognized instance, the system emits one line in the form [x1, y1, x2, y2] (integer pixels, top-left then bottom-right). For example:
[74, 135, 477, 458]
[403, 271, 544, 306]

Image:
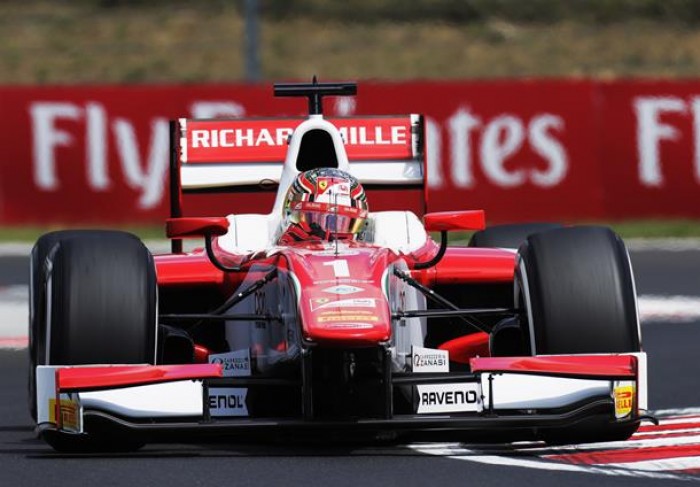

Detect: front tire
[37, 232, 156, 452]
[517, 226, 640, 355]
[516, 226, 641, 444]
[29, 230, 140, 420]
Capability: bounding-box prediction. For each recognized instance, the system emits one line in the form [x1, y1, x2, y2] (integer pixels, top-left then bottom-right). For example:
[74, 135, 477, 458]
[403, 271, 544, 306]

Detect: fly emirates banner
[1, 80, 700, 224]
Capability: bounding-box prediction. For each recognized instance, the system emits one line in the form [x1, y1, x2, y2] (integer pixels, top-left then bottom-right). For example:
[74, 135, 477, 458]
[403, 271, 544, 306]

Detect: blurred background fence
[2, 0, 700, 228]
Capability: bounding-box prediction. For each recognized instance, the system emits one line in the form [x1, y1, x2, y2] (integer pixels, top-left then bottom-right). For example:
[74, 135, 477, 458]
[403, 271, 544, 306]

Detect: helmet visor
[288, 201, 367, 236]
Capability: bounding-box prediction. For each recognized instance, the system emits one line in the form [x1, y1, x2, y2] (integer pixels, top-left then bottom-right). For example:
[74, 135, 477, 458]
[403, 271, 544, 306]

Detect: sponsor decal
[208, 387, 249, 417]
[412, 346, 450, 373]
[416, 383, 482, 414]
[189, 123, 407, 150]
[314, 279, 373, 285]
[315, 249, 360, 256]
[49, 394, 82, 432]
[317, 177, 350, 196]
[310, 297, 377, 311]
[613, 381, 635, 419]
[322, 285, 363, 295]
[190, 127, 293, 149]
[318, 314, 379, 323]
[325, 322, 375, 329]
[208, 349, 251, 377]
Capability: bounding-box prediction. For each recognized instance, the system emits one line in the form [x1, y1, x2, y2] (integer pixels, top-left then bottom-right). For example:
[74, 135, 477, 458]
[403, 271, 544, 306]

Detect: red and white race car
[29, 81, 647, 452]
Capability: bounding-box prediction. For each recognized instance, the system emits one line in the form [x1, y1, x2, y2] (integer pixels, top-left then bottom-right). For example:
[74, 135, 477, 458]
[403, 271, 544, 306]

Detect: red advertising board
[0, 80, 699, 225]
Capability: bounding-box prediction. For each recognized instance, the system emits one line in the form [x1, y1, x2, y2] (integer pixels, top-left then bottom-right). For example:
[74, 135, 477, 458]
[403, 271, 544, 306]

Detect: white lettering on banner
[30, 102, 81, 190]
[448, 108, 480, 189]
[425, 117, 444, 189]
[635, 97, 686, 187]
[694, 98, 700, 183]
[190, 127, 296, 148]
[190, 101, 245, 119]
[529, 115, 568, 187]
[635, 96, 700, 186]
[86, 102, 109, 190]
[337, 126, 407, 146]
[29, 99, 247, 211]
[30, 101, 175, 208]
[113, 117, 169, 209]
[481, 114, 526, 187]
[191, 125, 407, 149]
[28, 98, 576, 214]
[440, 108, 568, 190]
[334, 96, 356, 116]
[237, 128, 254, 146]
[191, 129, 209, 148]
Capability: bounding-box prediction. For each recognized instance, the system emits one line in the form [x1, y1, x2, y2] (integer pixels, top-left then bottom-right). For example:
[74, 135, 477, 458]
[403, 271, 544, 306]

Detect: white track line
[408, 444, 694, 480]
[605, 457, 700, 472]
[410, 411, 700, 480]
[640, 296, 700, 322]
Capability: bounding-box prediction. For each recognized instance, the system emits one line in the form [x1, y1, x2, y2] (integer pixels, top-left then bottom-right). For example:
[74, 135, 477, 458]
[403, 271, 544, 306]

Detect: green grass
[600, 219, 700, 239]
[3, 219, 700, 243]
[4, 3, 700, 83]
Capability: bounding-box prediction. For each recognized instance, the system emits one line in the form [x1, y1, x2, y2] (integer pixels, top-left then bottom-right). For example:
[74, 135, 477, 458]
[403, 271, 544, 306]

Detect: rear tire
[516, 226, 641, 444]
[468, 222, 561, 249]
[38, 232, 156, 452]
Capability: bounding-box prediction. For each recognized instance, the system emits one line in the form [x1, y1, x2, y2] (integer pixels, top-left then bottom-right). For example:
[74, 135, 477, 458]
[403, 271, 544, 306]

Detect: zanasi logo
[413, 353, 446, 368]
[208, 349, 251, 377]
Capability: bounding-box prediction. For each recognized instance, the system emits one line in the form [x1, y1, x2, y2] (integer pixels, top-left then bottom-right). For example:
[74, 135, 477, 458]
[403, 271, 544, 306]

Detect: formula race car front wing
[36, 353, 647, 443]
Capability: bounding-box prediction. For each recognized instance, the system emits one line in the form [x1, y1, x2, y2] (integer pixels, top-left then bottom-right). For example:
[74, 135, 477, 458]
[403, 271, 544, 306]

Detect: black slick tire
[516, 226, 641, 444]
[29, 230, 139, 420]
[36, 231, 156, 452]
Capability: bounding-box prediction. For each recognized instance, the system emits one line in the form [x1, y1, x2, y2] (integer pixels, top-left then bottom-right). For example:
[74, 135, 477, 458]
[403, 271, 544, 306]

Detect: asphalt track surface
[0, 249, 699, 486]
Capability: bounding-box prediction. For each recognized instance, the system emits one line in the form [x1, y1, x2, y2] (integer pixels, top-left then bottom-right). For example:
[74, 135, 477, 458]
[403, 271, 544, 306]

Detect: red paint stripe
[0, 337, 28, 348]
[470, 354, 636, 377]
[678, 468, 700, 474]
[58, 364, 223, 390]
[638, 422, 700, 433]
[548, 445, 700, 465]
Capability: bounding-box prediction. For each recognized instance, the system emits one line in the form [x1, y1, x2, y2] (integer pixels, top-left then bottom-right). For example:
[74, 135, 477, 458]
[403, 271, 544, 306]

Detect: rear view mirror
[166, 217, 229, 239]
[423, 210, 485, 232]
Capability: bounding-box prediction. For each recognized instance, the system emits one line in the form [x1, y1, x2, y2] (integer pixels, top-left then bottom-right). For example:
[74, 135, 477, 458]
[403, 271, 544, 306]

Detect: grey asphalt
[0, 250, 698, 486]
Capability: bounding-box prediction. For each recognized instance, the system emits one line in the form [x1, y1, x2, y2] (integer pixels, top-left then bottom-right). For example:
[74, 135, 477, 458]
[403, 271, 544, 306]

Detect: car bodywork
[34, 81, 647, 446]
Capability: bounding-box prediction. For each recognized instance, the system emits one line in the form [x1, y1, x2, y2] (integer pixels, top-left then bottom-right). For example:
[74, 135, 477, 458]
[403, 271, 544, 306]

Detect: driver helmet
[281, 168, 368, 241]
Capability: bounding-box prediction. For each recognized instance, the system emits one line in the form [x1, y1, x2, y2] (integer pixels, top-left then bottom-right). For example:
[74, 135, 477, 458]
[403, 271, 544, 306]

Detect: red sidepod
[410, 246, 516, 286]
[154, 251, 224, 286]
[283, 243, 398, 347]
